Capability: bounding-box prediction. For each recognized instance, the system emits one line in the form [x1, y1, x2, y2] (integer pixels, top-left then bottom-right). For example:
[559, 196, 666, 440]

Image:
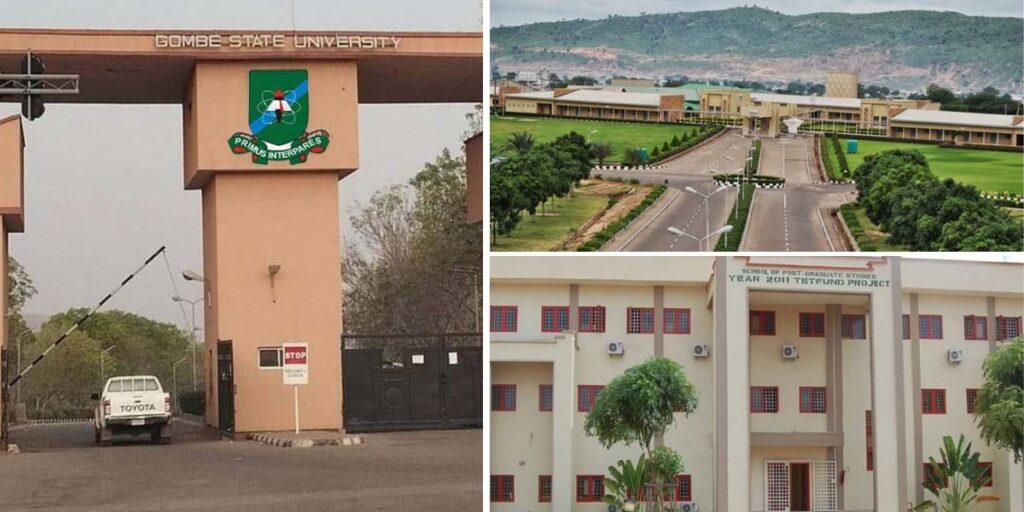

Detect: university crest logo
[227, 69, 330, 165]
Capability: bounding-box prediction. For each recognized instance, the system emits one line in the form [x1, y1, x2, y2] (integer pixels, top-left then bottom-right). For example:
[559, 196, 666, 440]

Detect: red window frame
[996, 316, 1022, 341]
[902, 314, 910, 340]
[799, 312, 826, 337]
[799, 386, 827, 413]
[865, 410, 874, 471]
[578, 306, 606, 333]
[664, 308, 692, 334]
[491, 306, 518, 333]
[541, 306, 570, 333]
[963, 315, 987, 340]
[578, 385, 605, 412]
[491, 475, 515, 502]
[978, 462, 993, 487]
[576, 475, 605, 502]
[919, 315, 943, 340]
[922, 389, 946, 414]
[675, 474, 693, 501]
[841, 314, 866, 339]
[539, 384, 553, 412]
[966, 388, 979, 415]
[750, 310, 776, 335]
[538, 475, 552, 502]
[491, 384, 516, 412]
[627, 307, 655, 334]
[750, 386, 779, 413]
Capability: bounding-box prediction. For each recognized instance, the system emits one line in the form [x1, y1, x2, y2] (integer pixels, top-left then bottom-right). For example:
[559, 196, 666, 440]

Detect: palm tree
[591, 142, 613, 165]
[503, 132, 535, 154]
[914, 435, 994, 512]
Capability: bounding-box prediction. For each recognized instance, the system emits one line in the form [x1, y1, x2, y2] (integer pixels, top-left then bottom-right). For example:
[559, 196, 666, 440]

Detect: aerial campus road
[743, 136, 857, 251]
[599, 132, 751, 252]
[0, 421, 481, 512]
[598, 130, 856, 252]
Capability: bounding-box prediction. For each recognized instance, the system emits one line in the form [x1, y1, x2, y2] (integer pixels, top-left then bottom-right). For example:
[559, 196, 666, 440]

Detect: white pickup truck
[93, 375, 172, 446]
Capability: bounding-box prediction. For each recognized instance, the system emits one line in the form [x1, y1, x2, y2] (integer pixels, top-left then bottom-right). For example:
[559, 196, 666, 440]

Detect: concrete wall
[491, 362, 554, 512]
[465, 133, 482, 224]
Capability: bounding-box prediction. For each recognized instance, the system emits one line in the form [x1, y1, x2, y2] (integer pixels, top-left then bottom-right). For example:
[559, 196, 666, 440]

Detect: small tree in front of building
[973, 336, 1023, 462]
[584, 357, 698, 511]
[913, 435, 995, 512]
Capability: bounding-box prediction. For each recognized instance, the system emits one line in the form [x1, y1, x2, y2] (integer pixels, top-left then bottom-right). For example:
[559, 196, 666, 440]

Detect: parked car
[93, 375, 172, 446]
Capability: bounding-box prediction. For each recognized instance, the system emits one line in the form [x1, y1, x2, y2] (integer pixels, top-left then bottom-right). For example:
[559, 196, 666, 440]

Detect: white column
[551, 335, 576, 512]
[868, 261, 908, 509]
[715, 257, 751, 510]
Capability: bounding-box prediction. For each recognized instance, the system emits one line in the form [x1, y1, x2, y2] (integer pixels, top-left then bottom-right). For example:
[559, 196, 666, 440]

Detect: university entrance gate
[341, 333, 482, 432]
[0, 28, 481, 439]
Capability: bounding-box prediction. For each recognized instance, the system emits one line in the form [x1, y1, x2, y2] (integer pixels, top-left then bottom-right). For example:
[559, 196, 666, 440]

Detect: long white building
[490, 255, 1023, 511]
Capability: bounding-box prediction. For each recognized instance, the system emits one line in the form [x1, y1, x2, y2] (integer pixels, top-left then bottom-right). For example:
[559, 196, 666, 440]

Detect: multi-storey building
[490, 255, 1023, 511]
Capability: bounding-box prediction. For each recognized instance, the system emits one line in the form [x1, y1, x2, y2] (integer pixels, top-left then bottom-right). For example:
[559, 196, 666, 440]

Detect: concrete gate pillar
[0, 114, 25, 442]
[714, 256, 751, 511]
[183, 61, 358, 433]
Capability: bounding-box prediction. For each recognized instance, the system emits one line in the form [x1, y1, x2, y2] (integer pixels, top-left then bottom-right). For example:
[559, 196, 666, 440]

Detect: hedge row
[830, 135, 851, 177]
[713, 183, 756, 251]
[819, 136, 841, 181]
[647, 125, 725, 164]
[178, 390, 205, 416]
[713, 174, 784, 185]
[839, 204, 877, 251]
[578, 185, 668, 251]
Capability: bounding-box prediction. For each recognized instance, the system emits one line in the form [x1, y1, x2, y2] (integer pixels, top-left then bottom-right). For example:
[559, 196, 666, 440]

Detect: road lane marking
[783, 192, 790, 251]
[616, 190, 678, 251]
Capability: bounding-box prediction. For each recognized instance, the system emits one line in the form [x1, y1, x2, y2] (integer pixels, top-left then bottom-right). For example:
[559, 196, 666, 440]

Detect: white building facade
[490, 255, 1023, 511]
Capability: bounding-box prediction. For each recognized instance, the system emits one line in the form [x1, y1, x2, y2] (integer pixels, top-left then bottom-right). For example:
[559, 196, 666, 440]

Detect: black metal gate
[216, 341, 234, 433]
[342, 333, 481, 432]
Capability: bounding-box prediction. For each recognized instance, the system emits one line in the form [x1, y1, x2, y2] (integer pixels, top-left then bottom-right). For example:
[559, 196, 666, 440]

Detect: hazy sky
[492, 0, 1024, 26]
[4, 0, 480, 329]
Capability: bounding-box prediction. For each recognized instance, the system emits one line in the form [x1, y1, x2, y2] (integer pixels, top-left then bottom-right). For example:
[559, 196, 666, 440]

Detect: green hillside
[492, 7, 1024, 91]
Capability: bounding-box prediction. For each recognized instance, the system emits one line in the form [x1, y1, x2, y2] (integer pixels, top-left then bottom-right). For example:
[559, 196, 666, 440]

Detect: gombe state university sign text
[155, 33, 401, 49]
[227, 70, 330, 165]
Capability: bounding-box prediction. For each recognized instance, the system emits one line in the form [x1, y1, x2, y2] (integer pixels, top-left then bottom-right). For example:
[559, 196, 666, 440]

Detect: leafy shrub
[178, 390, 205, 416]
[578, 186, 667, 251]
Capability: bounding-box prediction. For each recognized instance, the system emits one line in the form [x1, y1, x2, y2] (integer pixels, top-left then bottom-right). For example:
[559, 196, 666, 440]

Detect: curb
[247, 432, 365, 448]
[592, 164, 666, 172]
[834, 209, 861, 252]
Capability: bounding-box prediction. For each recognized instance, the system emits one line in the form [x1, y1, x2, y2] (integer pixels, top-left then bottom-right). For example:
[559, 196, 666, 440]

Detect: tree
[925, 84, 957, 105]
[623, 148, 644, 167]
[973, 337, 1023, 462]
[345, 148, 480, 334]
[7, 257, 38, 384]
[584, 358, 698, 509]
[503, 131, 536, 154]
[670, 135, 681, 147]
[591, 142, 613, 165]
[914, 435, 993, 511]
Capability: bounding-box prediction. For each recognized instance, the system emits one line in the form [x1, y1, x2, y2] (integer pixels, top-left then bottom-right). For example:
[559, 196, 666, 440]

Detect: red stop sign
[284, 346, 307, 365]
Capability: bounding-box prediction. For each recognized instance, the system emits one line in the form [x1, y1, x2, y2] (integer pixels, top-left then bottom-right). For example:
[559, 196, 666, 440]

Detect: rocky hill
[491, 7, 1024, 92]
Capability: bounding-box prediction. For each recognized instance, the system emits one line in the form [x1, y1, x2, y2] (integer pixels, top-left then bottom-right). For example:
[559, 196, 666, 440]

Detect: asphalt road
[599, 132, 752, 251]
[742, 136, 857, 251]
[0, 421, 482, 511]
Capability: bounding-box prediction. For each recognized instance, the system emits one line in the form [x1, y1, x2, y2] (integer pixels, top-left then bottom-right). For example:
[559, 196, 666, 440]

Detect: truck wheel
[94, 428, 101, 445]
[99, 427, 113, 447]
[159, 424, 172, 445]
[150, 425, 161, 444]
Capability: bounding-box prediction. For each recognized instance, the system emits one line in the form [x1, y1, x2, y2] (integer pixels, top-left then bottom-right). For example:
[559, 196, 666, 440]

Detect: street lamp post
[172, 356, 187, 414]
[172, 296, 203, 390]
[586, 129, 597, 143]
[684, 184, 729, 251]
[666, 225, 734, 252]
[100, 345, 117, 387]
[13, 328, 32, 407]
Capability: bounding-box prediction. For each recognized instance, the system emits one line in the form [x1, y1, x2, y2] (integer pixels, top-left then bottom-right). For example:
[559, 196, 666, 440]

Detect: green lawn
[851, 206, 907, 251]
[840, 139, 1024, 195]
[491, 116, 700, 162]
[491, 193, 607, 251]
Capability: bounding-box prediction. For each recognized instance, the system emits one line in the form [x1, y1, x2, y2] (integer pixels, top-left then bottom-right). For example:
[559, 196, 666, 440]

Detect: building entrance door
[765, 460, 838, 511]
[216, 341, 235, 433]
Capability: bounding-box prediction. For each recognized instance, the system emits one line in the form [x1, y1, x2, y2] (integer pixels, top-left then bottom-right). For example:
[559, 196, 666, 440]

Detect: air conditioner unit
[680, 502, 699, 512]
[948, 349, 964, 364]
[693, 344, 710, 358]
[782, 344, 799, 359]
[608, 341, 625, 355]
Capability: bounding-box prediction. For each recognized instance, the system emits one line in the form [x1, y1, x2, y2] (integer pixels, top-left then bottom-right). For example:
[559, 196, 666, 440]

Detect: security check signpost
[282, 343, 309, 434]
[0, 28, 481, 437]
